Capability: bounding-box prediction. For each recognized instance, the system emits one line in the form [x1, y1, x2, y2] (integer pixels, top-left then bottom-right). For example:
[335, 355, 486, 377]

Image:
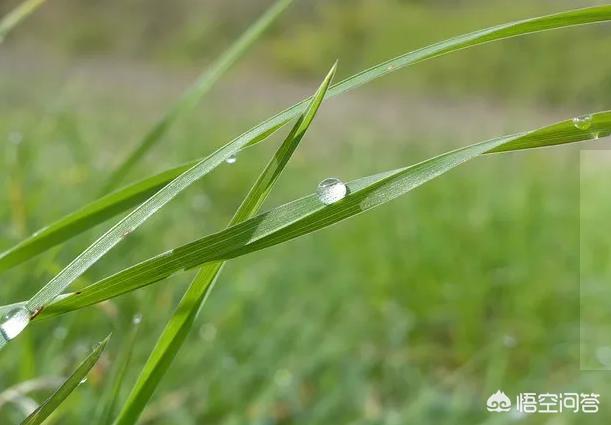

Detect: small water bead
[79, 377, 88, 384]
[572, 114, 592, 130]
[132, 313, 143, 325]
[0, 307, 30, 341]
[225, 154, 237, 164]
[316, 178, 347, 205]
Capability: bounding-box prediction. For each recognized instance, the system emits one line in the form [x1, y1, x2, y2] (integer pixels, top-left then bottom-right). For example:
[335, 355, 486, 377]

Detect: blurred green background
[1, 0, 610, 423]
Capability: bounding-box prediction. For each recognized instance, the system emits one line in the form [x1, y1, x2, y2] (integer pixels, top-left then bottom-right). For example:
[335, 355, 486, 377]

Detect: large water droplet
[0, 307, 30, 341]
[317, 178, 347, 205]
[225, 154, 237, 164]
[573, 114, 592, 130]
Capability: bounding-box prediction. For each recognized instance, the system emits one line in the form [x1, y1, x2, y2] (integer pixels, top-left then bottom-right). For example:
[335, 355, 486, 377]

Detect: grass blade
[96, 323, 139, 425]
[40, 113, 611, 316]
[0, 0, 48, 43]
[20, 334, 110, 425]
[101, 0, 294, 192]
[112, 63, 337, 425]
[0, 5, 607, 337]
[0, 125, 283, 274]
[0, 6, 609, 276]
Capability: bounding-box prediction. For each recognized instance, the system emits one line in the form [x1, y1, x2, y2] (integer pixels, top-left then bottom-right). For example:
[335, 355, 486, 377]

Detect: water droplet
[592, 131, 600, 140]
[132, 313, 143, 325]
[572, 114, 592, 130]
[79, 377, 88, 384]
[225, 154, 237, 164]
[0, 307, 30, 341]
[316, 178, 347, 205]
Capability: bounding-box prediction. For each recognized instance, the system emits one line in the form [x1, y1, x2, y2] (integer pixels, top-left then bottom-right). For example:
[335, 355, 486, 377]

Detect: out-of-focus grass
[3, 0, 610, 107]
[0, 1, 609, 424]
[0, 66, 605, 423]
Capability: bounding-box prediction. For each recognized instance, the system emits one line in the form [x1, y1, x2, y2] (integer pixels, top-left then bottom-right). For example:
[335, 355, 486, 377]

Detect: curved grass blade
[0, 125, 283, 274]
[101, 0, 294, 192]
[40, 112, 611, 316]
[0, 0, 48, 43]
[4, 6, 611, 326]
[1, 5, 609, 275]
[112, 63, 337, 425]
[20, 334, 110, 425]
[0, 163, 192, 273]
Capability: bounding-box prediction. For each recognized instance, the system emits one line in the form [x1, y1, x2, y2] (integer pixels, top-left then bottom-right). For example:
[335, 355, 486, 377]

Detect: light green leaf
[20, 334, 110, 425]
[0, 0, 48, 43]
[101, 0, 294, 192]
[1, 5, 609, 274]
[40, 112, 611, 316]
[112, 63, 337, 425]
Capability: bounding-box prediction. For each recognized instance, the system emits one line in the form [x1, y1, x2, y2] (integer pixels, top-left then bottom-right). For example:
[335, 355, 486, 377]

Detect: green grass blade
[1, 5, 608, 328]
[0, 124, 283, 274]
[40, 113, 611, 316]
[2, 3, 607, 276]
[96, 323, 139, 425]
[112, 63, 337, 425]
[327, 5, 611, 99]
[0, 6, 608, 274]
[0, 0, 48, 43]
[20, 334, 110, 425]
[0, 163, 191, 273]
[101, 0, 294, 192]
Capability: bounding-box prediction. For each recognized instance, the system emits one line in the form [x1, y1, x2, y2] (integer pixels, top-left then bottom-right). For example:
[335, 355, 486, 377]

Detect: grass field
[1, 1, 610, 424]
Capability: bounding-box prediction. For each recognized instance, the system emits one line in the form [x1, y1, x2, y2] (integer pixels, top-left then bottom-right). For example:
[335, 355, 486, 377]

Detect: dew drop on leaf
[572, 114, 592, 130]
[316, 178, 347, 205]
[225, 154, 237, 164]
[0, 307, 30, 341]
